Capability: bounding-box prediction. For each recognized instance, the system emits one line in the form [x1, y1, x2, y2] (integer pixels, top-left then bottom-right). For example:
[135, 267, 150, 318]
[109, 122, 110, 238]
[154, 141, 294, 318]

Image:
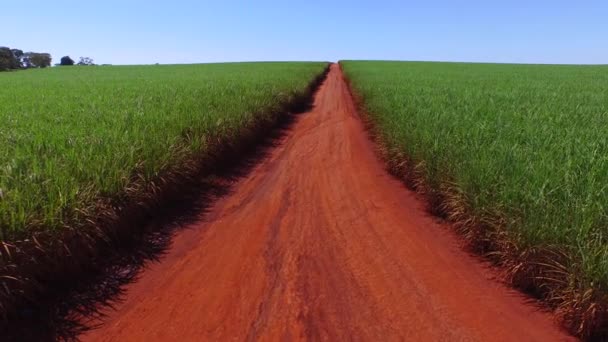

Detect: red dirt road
[82, 65, 573, 341]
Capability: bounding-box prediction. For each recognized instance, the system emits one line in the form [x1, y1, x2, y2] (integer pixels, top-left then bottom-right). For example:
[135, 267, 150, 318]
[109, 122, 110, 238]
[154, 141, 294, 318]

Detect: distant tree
[77, 57, 95, 66]
[60, 56, 75, 66]
[26, 52, 52, 68]
[0, 47, 16, 71]
[0, 48, 53, 71]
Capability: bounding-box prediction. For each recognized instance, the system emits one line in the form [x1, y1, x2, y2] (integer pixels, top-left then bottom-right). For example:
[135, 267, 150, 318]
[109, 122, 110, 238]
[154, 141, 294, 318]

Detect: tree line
[0, 48, 51, 70]
[0, 46, 95, 71]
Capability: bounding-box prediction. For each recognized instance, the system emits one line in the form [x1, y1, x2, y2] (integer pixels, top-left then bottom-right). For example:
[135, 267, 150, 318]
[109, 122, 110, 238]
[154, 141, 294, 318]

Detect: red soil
[81, 64, 574, 341]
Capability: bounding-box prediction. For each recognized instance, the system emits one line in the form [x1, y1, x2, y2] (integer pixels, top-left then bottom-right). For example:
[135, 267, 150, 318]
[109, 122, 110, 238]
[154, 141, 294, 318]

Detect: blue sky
[2, 1, 607, 65]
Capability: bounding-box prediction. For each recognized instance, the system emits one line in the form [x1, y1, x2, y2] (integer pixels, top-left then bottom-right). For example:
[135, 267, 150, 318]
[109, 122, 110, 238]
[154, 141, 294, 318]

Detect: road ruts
[82, 64, 574, 342]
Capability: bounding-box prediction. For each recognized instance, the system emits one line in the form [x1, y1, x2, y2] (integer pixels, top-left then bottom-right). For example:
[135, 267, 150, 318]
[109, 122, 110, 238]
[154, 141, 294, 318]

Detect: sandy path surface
[82, 64, 573, 341]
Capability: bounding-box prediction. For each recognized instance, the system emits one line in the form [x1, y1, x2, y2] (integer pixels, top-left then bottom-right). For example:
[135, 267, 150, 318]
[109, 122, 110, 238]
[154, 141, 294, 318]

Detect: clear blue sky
[2, 0, 607, 65]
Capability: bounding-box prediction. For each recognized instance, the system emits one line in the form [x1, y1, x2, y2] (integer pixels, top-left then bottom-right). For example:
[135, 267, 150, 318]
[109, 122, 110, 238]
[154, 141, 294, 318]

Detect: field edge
[338, 61, 607, 341]
[0, 64, 330, 340]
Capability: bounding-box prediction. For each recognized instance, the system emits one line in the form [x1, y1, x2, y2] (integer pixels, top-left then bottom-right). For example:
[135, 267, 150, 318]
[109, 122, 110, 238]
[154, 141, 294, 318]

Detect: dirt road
[82, 64, 572, 341]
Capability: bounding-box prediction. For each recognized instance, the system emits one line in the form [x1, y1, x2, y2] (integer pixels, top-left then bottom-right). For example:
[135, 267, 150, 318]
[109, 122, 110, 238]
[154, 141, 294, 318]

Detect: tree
[77, 56, 95, 66]
[0, 47, 16, 71]
[25, 52, 52, 68]
[0, 48, 53, 71]
[60, 56, 75, 66]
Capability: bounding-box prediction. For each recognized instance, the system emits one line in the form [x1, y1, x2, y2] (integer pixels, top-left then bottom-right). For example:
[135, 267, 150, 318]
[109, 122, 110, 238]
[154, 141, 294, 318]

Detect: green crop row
[0, 62, 327, 239]
[341, 60, 608, 291]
